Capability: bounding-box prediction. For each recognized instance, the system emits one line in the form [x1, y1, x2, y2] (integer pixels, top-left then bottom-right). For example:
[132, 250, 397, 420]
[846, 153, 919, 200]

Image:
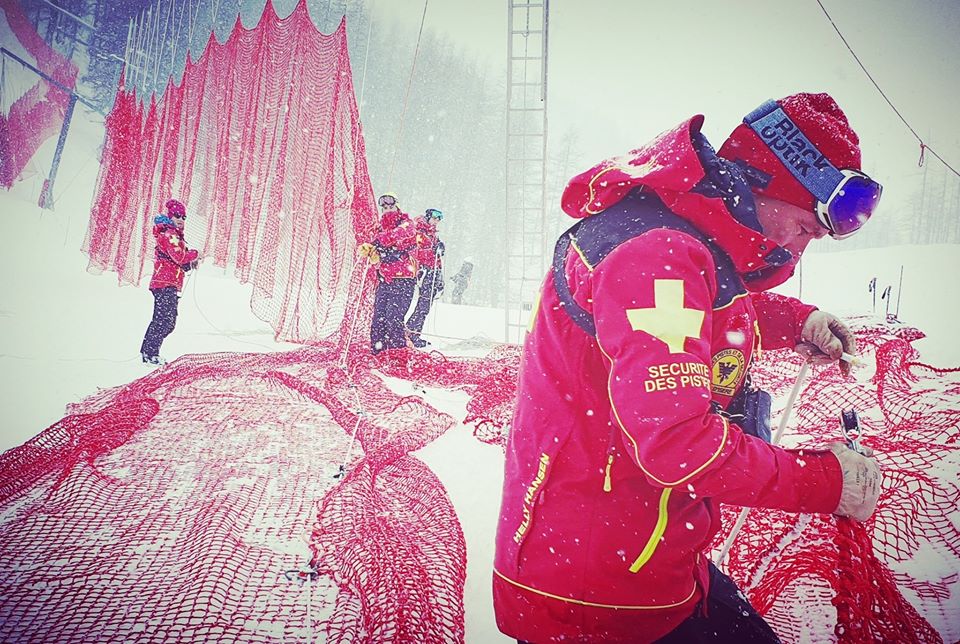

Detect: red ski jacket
[373, 210, 418, 282]
[413, 216, 444, 269]
[148, 217, 198, 291]
[493, 115, 844, 643]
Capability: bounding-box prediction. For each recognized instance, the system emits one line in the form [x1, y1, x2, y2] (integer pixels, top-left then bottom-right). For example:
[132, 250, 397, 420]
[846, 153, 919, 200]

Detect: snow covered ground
[2, 107, 959, 642]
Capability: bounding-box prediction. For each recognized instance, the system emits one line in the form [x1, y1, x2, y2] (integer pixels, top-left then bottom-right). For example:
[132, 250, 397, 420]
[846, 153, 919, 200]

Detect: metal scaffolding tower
[504, 0, 549, 344]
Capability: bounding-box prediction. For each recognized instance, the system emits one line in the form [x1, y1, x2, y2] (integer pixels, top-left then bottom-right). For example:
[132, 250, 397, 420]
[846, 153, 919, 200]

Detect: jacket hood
[560, 116, 798, 291]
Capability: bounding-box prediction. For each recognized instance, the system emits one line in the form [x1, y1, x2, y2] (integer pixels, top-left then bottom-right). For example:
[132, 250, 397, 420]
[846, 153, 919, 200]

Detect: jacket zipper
[600, 426, 671, 573]
[629, 487, 673, 573]
[752, 319, 762, 362]
[602, 425, 617, 492]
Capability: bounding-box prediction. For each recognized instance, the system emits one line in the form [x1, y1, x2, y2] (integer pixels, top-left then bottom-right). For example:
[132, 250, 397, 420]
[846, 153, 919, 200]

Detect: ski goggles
[378, 195, 397, 207]
[425, 208, 443, 220]
[814, 169, 882, 239]
[744, 100, 882, 239]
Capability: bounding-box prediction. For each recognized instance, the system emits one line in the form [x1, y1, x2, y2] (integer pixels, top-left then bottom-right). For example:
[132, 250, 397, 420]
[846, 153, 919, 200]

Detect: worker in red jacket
[405, 208, 445, 348]
[361, 193, 419, 354]
[139, 199, 198, 365]
[493, 93, 883, 643]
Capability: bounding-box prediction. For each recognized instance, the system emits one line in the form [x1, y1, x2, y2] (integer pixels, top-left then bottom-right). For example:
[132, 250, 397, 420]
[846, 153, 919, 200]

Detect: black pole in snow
[1, 47, 100, 211]
[38, 93, 77, 210]
[895, 265, 904, 319]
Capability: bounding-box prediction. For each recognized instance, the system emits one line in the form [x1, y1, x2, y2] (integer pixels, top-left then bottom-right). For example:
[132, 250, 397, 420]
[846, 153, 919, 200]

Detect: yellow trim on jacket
[595, 336, 731, 488]
[494, 569, 697, 610]
[629, 487, 672, 573]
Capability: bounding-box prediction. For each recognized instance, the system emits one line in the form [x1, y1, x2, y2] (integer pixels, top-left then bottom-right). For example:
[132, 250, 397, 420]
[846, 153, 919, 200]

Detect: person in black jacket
[449, 258, 473, 305]
[405, 208, 445, 347]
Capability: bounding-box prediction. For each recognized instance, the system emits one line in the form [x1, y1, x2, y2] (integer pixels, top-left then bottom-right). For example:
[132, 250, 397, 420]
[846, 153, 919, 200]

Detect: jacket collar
[561, 116, 799, 290]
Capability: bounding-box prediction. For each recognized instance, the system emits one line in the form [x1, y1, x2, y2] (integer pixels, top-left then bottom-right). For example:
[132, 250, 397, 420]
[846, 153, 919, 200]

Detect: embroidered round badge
[711, 348, 746, 396]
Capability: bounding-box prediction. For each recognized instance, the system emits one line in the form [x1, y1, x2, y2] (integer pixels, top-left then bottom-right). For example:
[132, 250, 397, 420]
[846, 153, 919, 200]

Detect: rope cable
[357, 0, 375, 117]
[815, 0, 959, 177]
[386, 0, 429, 187]
[339, 254, 371, 368]
[715, 362, 811, 567]
[0, 55, 6, 114]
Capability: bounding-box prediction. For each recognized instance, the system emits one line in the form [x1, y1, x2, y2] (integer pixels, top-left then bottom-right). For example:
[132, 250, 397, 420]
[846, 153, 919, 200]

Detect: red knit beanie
[166, 199, 186, 217]
[718, 93, 862, 211]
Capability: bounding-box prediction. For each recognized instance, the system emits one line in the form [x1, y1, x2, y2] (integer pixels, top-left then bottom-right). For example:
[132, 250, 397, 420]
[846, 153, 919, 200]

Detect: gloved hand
[797, 310, 857, 376]
[358, 242, 380, 264]
[828, 442, 881, 522]
[182, 260, 199, 271]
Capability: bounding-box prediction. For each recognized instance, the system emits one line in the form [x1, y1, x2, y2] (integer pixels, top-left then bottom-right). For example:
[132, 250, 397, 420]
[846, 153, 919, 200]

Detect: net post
[38, 93, 78, 210]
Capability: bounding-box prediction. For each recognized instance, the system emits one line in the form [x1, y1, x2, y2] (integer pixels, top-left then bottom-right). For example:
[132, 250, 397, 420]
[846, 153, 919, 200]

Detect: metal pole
[154, 0, 172, 92]
[149, 0, 163, 94]
[38, 94, 78, 210]
[540, 0, 550, 264]
[895, 266, 904, 319]
[124, 18, 134, 69]
[168, 0, 182, 77]
[0, 48, 98, 109]
[798, 257, 803, 301]
[715, 362, 811, 567]
[504, 3, 513, 343]
[41, 0, 95, 30]
[133, 10, 146, 89]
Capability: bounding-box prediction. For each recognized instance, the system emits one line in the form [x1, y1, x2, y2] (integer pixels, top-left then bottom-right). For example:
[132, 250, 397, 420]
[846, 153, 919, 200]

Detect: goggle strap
[744, 101, 845, 204]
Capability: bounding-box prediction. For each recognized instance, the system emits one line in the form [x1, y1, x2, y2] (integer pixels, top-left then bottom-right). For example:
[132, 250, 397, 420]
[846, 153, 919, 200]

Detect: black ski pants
[370, 275, 416, 353]
[140, 286, 179, 359]
[406, 267, 443, 337]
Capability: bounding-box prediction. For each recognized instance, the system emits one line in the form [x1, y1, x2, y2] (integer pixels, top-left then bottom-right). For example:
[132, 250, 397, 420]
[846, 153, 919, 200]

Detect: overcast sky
[369, 0, 960, 216]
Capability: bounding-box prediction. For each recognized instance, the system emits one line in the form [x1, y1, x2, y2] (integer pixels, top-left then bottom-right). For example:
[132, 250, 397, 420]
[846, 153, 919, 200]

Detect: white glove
[828, 442, 881, 522]
[797, 310, 857, 376]
[358, 242, 381, 264]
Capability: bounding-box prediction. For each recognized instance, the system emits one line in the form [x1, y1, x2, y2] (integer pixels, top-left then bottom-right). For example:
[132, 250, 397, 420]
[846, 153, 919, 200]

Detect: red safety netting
[0, 345, 461, 642]
[712, 319, 959, 643]
[1, 322, 957, 642]
[0, 0, 78, 188]
[83, 0, 376, 345]
[3, 0, 956, 639]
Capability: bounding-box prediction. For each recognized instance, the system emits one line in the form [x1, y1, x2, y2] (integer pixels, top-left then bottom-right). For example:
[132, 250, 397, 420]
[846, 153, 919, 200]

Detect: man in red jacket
[405, 207, 446, 348]
[493, 93, 883, 643]
[140, 198, 199, 365]
[361, 193, 419, 354]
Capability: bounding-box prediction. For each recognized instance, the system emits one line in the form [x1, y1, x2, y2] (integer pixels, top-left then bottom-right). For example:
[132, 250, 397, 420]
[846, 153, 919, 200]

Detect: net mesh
[0, 0, 79, 188]
[4, 0, 957, 640]
[711, 319, 958, 643]
[1, 323, 957, 642]
[83, 0, 376, 345]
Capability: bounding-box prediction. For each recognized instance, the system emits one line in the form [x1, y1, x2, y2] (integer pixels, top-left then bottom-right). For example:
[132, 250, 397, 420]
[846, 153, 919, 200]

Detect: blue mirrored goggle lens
[825, 175, 882, 237]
